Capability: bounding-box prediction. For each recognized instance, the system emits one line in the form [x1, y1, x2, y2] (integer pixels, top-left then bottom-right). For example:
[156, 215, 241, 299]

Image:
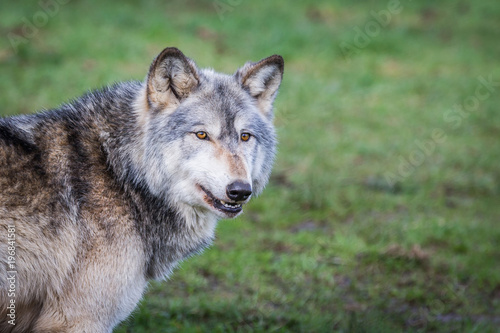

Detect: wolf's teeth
[223, 202, 241, 208]
[217, 198, 242, 209]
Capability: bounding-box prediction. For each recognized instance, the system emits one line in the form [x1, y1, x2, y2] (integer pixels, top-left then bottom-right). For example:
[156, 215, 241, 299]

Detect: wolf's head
[134, 47, 283, 219]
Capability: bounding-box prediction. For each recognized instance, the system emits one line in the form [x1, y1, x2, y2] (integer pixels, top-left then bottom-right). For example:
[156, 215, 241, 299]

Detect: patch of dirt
[420, 8, 439, 23]
[269, 171, 294, 189]
[384, 244, 430, 262]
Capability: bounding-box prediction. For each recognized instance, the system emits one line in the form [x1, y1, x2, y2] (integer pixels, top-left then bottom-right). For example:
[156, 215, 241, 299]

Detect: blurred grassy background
[1, 0, 499, 332]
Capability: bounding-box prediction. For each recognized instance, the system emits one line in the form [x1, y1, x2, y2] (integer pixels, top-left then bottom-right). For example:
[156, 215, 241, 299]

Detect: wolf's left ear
[236, 55, 284, 118]
[146, 47, 199, 110]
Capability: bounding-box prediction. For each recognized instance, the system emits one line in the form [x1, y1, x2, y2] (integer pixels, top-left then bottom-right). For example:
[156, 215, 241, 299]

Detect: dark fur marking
[0, 122, 36, 153]
[127, 180, 181, 278]
[66, 124, 91, 195]
[0, 121, 46, 182]
[0, 299, 43, 333]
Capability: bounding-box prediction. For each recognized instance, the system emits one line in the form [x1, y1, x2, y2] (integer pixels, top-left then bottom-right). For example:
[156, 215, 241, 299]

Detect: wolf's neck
[100, 83, 219, 280]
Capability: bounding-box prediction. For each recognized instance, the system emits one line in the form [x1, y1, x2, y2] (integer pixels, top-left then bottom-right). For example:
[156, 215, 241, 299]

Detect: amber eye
[196, 131, 208, 140]
[241, 133, 251, 142]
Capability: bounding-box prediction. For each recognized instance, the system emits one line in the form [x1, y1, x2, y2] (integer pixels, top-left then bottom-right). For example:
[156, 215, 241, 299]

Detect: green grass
[1, 0, 499, 331]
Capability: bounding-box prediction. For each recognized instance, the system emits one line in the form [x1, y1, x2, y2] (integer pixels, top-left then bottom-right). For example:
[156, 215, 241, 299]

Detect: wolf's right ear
[146, 47, 199, 110]
[236, 55, 284, 119]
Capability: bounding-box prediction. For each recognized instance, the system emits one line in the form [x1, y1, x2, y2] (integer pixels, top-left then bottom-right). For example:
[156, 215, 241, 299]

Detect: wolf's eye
[196, 131, 208, 140]
[241, 133, 251, 142]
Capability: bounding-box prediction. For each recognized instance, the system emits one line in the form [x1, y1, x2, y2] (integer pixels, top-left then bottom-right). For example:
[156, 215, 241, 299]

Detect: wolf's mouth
[198, 185, 243, 216]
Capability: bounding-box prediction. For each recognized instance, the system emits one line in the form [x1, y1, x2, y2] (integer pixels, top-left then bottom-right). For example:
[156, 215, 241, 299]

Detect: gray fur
[0, 47, 283, 332]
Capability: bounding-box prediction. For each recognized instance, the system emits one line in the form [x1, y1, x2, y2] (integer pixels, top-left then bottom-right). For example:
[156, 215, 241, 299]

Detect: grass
[1, 0, 499, 331]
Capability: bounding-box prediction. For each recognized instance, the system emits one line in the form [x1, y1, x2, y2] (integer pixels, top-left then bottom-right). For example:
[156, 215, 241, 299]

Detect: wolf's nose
[226, 181, 252, 202]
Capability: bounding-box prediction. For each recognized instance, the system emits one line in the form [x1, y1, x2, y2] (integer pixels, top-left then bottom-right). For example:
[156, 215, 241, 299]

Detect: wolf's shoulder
[67, 81, 143, 113]
[0, 80, 143, 138]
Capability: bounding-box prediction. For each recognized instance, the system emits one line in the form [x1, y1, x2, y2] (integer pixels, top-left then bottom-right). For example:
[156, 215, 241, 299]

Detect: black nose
[226, 181, 252, 202]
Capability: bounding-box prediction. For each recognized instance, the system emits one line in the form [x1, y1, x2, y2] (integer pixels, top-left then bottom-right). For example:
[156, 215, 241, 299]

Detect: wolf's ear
[146, 47, 199, 110]
[236, 55, 284, 118]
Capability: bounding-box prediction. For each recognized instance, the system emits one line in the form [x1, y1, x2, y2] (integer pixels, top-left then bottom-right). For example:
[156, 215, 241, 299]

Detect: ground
[0, 0, 499, 332]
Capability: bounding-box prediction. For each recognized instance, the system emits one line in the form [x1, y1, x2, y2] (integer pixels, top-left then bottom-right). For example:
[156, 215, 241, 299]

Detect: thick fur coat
[0, 47, 284, 332]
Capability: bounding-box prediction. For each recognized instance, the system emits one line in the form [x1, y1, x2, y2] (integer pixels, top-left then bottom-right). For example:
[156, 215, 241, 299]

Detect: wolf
[0, 47, 284, 332]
